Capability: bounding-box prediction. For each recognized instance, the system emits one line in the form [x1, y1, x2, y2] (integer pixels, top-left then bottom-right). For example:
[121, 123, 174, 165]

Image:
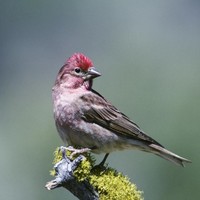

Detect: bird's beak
[85, 67, 101, 80]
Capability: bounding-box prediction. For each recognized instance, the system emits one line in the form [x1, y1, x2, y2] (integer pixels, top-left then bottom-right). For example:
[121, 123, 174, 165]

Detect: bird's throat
[84, 80, 93, 90]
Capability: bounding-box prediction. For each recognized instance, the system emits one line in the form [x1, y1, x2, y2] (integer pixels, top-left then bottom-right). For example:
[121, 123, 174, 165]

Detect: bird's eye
[74, 68, 81, 73]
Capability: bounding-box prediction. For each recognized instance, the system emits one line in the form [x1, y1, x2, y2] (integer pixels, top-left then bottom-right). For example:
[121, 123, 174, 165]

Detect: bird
[52, 52, 191, 167]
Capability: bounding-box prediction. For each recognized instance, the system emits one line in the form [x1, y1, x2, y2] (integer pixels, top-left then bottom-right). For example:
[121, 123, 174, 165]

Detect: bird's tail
[149, 144, 191, 167]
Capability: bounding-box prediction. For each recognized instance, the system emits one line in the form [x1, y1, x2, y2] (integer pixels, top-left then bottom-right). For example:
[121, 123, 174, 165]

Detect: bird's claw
[59, 146, 91, 159]
[69, 147, 91, 159]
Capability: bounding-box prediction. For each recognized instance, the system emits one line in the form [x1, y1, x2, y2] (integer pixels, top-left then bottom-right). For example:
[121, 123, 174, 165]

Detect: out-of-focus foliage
[0, 1, 199, 200]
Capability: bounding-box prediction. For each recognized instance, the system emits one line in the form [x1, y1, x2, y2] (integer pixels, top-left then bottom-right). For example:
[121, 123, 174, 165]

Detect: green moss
[50, 147, 95, 177]
[50, 147, 63, 176]
[90, 167, 143, 200]
[50, 148, 143, 200]
[73, 157, 91, 181]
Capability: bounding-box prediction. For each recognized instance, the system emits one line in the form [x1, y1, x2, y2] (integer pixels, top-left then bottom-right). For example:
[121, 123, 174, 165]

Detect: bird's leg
[70, 147, 91, 159]
[59, 146, 91, 159]
[91, 153, 110, 172]
[99, 153, 109, 166]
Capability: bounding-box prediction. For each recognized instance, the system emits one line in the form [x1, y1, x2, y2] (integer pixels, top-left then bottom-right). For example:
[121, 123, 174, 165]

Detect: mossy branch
[45, 147, 143, 200]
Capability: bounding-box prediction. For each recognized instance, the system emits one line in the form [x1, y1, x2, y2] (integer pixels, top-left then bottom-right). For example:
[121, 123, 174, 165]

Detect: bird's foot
[70, 147, 91, 159]
[59, 146, 91, 159]
[98, 153, 109, 167]
[91, 153, 109, 172]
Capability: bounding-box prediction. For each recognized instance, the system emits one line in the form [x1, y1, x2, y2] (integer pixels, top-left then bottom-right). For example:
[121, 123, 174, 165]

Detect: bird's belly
[57, 120, 139, 154]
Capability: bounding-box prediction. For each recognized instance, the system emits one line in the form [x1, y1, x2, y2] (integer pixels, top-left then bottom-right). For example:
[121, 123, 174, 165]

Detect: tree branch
[45, 147, 143, 200]
[45, 151, 99, 200]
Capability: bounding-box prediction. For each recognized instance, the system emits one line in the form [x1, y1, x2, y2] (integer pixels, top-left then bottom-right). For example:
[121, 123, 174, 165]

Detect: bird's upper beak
[85, 67, 101, 80]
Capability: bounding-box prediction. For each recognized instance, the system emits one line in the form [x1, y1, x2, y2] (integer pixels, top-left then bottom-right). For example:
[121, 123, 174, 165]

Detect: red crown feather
[66, 53, 93, 71]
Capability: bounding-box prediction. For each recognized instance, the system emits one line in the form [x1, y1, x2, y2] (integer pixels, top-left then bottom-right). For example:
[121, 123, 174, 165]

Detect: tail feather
[149, 144, 191, 167]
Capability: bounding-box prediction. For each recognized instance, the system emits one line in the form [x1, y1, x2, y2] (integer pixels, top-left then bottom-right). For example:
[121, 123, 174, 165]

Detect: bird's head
[55, 53, 101, 89]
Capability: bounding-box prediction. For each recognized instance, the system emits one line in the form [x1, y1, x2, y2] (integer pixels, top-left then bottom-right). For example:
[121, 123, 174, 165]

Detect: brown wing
[81, 90, 163, 147]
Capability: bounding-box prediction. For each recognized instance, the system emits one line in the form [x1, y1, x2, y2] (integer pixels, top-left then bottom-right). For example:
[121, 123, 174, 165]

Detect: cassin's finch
[52, 53, 191, 166]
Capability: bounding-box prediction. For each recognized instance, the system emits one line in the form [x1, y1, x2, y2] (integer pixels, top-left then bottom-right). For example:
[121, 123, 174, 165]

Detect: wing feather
[81, 91, 163, 147]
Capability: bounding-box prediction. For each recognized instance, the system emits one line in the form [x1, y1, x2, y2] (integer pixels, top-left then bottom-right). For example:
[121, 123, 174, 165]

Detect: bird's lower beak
[85, 67, 101, 80]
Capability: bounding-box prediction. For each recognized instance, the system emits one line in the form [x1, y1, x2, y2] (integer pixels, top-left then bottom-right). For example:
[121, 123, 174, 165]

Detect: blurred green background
[0, 1, 199, 199]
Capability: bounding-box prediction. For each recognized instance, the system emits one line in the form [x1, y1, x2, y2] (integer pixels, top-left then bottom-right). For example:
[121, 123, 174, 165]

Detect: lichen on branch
[46, 147, 143, 200]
